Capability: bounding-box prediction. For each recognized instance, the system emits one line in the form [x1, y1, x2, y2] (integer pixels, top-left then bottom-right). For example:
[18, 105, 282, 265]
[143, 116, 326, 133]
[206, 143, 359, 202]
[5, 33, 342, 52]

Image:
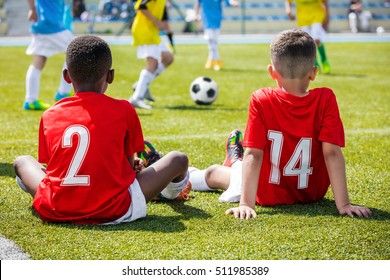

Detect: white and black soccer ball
[190, 76, 218, 105]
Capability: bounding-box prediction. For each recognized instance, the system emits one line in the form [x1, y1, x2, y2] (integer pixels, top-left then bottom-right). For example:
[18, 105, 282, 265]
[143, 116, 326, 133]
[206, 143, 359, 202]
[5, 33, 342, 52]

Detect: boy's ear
[267, 65, 277, 80]
[107, 69, 115, 84]
[309, 66, 319, 81]
[63, 69, 72, 84]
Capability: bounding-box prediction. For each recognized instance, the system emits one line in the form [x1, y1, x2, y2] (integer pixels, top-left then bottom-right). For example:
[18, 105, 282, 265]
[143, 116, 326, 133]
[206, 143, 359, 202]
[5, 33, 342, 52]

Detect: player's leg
[204, 28, 214, 69]
[132, 42, 173, 103]
[359, 11, 372, 32]
[55, 62, 73, 101]
[191, 164, 242, 202]
[312, 23, 331, 74]
[151, 45, 173, 81]
[210, 29, 222, 71]
[53, 31, 74, 101]
[136, 151, 189, 202]
[13, 155, 46, 197]
[349, 12, 358, 33]
[130, 58, 157, 109]
[24, 55, 51, 110]
[160, 48, 174, 69]
[191, 129, 244, 195]
[130, 45, 161, 109]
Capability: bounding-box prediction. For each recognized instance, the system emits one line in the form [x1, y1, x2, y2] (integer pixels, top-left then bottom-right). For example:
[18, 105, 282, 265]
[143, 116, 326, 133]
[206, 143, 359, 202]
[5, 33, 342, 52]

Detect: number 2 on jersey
[268, 130, 313, 189]
[61, 125, 90, 186]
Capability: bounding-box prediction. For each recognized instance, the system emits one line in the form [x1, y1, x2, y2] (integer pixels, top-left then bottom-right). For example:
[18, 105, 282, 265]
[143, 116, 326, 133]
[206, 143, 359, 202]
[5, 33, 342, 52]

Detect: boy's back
[35, 92, 144, 224]
[244, 87, 345, 205]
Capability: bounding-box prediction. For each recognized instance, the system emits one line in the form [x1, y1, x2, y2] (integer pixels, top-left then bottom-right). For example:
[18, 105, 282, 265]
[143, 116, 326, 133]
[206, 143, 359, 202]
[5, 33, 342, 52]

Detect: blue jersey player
[194, 0, 239, 71]
[24, 0, 74, 110]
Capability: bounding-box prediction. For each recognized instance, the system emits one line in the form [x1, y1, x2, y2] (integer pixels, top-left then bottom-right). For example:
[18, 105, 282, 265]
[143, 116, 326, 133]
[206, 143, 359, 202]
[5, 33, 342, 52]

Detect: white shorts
[136, 41, 171, 60]
[301, 23, 326, 42]
[102, 179, 147, 225]
[204, 28, 221, 41]
[26, 30, 74, 57]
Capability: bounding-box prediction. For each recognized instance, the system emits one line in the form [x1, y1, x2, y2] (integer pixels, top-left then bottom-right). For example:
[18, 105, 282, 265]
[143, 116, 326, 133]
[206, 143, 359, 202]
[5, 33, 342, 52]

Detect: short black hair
[66, 35, 112, 84]
[270, 29, 317, 79]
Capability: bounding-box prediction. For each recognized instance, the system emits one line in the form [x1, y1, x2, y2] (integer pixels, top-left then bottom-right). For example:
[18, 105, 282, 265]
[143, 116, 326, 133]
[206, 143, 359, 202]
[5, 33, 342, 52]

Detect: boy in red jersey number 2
[190, 30, 371, 219]
[14, 35, 189, 225]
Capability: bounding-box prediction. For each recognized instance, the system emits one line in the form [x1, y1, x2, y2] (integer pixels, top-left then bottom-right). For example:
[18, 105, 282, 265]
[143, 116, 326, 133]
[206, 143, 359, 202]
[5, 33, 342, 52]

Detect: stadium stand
[1, 0, 389, 36]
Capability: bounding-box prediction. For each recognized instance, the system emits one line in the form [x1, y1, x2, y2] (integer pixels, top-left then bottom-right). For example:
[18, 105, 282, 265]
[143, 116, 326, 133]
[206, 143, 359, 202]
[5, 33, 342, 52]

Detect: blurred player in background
[285, 0, 332, 74]
[194, 0, 239, 71]
[348, 0, 372, 33]
[129, 0, 174, 109]
[24, 0, 74, 110]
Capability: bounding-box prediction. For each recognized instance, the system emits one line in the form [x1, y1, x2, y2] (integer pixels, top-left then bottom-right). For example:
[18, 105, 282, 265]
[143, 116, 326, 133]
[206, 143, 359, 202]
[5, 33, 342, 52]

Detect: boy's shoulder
[46, 92, 135, 115]
[251, 87, 336, 102]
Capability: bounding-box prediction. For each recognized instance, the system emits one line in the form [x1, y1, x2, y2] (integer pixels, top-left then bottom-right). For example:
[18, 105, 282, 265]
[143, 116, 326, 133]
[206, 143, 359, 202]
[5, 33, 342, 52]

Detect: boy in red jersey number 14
[14, 35, 190, 225]
[189, 30, 371, 219]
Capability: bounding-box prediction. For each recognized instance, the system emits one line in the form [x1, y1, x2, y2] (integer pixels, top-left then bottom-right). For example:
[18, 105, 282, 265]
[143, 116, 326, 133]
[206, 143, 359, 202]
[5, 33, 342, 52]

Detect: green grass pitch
[0, 41, 389, 260]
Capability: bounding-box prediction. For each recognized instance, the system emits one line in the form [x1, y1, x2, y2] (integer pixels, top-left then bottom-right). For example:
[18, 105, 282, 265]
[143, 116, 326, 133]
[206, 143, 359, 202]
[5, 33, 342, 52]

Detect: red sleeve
[243, 90, 268, 150]
[318, 89, 345, 147]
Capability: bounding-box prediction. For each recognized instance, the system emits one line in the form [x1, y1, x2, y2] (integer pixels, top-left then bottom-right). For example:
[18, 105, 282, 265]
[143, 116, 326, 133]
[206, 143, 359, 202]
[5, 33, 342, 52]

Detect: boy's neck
[278, 79, 310, 97]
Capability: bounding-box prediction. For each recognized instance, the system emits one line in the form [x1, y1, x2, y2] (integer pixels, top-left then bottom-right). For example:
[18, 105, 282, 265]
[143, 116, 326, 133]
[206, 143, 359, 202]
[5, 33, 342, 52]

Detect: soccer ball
[190, 76, 218, 105]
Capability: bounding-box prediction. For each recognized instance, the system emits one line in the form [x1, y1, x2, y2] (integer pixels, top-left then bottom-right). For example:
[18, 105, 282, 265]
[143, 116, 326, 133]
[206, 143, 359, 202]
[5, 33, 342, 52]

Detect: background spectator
[348, 0, 372, 33]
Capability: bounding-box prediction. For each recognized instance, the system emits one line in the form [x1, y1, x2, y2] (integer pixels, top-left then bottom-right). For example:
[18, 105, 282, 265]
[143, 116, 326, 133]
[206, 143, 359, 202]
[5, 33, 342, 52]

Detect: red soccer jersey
[243, 87, 345, 206]
[34, 92, 144, 224]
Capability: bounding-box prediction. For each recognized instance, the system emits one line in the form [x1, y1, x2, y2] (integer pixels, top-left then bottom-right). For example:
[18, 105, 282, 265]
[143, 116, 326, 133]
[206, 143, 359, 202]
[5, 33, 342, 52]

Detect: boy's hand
[338, 204, 372, 218]
[287, 12, 295, 20]
[226, 205, 257, 219]
[133, 157, 145, 174]
[28, 9, 38, 22]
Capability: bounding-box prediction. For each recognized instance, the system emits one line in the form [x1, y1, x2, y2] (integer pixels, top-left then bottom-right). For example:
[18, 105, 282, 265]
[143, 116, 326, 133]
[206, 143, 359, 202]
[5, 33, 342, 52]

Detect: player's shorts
[26, 30, 74, 57]
[204, 28, 221, 41]
[136, 41, 171, 60]
[301, 23, 326, 42]
[103, 179, 147, 225]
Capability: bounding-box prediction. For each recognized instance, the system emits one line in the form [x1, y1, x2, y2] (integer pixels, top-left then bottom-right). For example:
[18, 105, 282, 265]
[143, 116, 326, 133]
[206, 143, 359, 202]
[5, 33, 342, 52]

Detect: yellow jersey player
[285, 0, 331, 74]
[130, 0, 174, 109]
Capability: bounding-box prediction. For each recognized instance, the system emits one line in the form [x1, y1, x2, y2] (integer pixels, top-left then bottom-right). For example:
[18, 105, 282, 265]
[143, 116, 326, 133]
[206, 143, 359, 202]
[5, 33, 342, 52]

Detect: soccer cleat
[204, 59, 213, 69]
[175, 181, 192, 201]
[213, 60, 222, 71]
[130, 98, 152, 109]
[54, 92, 72, 101]
[322, 61, 332, 74]
[137, 140, 162, 168]
[222, 129, 244, 167]
[144, 89, 155, 103]
[23, 99, 50, 111]
[132, 81, 154, 102]
[152, 181, 192, 202]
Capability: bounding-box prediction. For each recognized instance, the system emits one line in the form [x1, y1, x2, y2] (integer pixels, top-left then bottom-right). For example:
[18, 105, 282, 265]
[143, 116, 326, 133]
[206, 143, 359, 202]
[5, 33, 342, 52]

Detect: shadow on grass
[0, 162, 15, 178]
[30, 202, 212, 233]
[256, 198, 390, 220]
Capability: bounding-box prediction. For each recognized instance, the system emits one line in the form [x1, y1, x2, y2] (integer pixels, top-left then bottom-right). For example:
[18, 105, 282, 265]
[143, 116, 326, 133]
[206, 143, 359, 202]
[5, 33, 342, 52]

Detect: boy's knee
[13, 155, 31, 169]
[167, 151, 188, 173]
[162, 52, 174, 66]
[13, 155, 33, 177]
[204, 164, 220, 182]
